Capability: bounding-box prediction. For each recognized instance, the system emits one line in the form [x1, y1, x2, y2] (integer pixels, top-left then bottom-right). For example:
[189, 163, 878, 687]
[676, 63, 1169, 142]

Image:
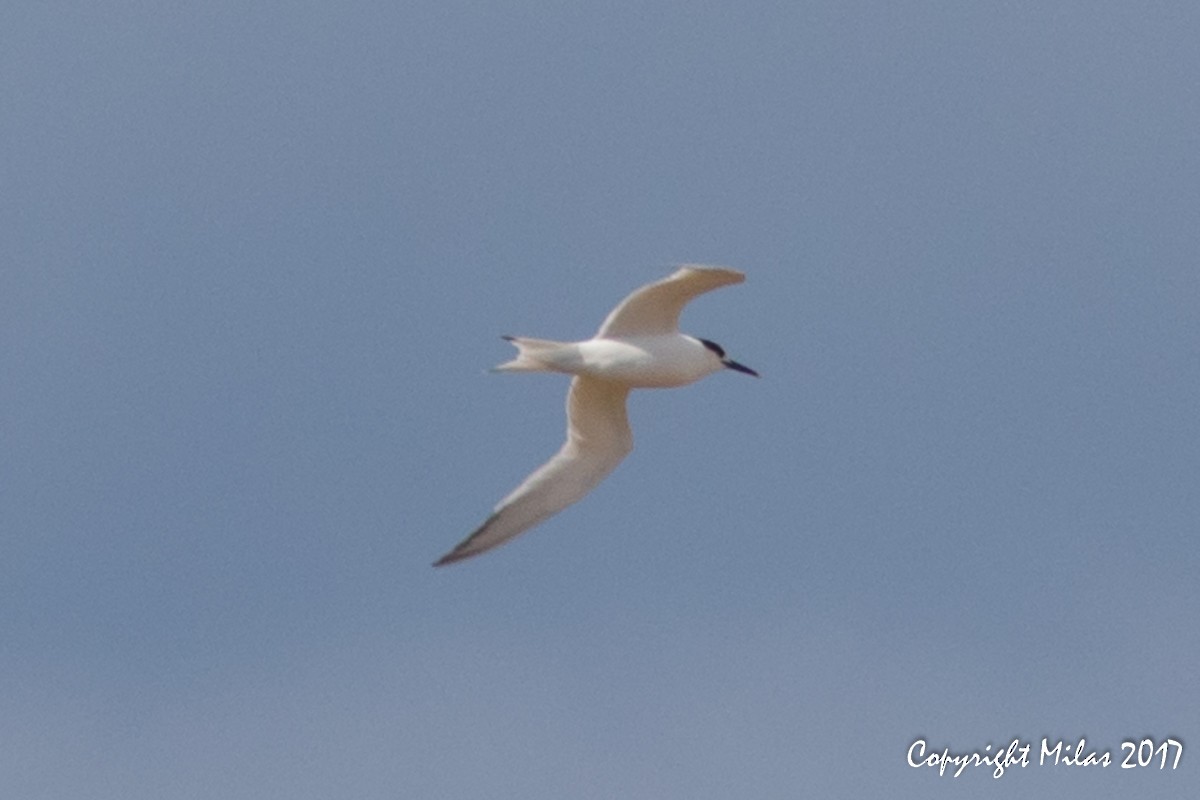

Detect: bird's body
[435, 265, 756, 566]
[496, 334, 729, 388]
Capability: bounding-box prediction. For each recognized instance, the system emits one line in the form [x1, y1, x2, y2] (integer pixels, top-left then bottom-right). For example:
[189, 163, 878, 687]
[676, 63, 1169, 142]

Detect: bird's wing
[435, 376, 633, 566]
[595, 265, 745, 337]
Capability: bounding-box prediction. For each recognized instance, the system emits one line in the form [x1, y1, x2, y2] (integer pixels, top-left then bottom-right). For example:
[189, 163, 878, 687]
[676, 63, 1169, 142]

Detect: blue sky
[3, 2, 1197, 797]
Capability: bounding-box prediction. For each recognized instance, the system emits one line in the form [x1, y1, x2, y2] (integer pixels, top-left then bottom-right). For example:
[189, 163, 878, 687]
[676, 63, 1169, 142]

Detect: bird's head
[698, 338, 759, 377]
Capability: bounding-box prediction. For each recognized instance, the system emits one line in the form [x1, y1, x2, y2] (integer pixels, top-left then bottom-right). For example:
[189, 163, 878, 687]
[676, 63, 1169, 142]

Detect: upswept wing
[434, 376, 633, 566]
[596, 265, 745, 338]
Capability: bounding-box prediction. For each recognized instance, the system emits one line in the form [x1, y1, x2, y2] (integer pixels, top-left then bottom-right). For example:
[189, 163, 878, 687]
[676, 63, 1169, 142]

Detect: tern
[434, 265, 757, 566]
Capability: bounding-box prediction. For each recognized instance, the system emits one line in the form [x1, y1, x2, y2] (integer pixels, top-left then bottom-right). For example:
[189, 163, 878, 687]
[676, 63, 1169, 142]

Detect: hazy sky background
[4, 2, 1197, 797]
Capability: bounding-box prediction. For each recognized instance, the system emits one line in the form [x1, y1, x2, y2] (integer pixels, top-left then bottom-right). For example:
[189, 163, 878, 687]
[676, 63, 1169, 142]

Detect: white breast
[575, 335, 719, 388]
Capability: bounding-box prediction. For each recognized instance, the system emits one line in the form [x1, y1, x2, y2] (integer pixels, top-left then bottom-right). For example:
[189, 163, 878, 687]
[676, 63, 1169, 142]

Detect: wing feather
[434, 377, 632, 565]
[596, 265, 745, 337]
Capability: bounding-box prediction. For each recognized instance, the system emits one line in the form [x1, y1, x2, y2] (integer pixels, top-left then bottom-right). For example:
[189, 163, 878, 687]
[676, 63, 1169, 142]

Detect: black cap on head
[699, 338, 758, 377]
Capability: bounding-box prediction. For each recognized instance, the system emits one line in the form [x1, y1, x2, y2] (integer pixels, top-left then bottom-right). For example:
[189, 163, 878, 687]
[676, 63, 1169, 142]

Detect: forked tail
[491, 335, 567, 373]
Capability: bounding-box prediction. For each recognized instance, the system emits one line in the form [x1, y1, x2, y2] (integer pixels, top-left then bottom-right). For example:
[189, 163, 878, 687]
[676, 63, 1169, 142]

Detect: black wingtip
[435, 512, 504, 567]
[433, 548, 479, 567]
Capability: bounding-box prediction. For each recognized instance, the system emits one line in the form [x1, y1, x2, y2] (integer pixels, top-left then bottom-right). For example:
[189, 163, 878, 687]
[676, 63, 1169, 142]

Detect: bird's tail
[491, 336, 567, 373]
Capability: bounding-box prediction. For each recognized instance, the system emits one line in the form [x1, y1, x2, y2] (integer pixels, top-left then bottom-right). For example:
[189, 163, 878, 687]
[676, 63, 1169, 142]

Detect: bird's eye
[698, 338, 725, 357]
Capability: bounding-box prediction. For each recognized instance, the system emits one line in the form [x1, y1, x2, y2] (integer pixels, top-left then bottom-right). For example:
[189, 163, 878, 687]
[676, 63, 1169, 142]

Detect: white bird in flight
[434, 265, 757, 566]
